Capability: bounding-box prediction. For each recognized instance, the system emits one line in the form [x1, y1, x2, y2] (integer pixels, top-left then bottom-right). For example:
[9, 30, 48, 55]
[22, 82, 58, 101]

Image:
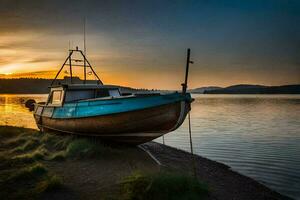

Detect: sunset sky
[0, 0, 299, 89]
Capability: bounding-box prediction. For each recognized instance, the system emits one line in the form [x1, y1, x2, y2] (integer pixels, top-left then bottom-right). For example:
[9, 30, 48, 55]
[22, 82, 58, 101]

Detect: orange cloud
[0, 70, 57, 79]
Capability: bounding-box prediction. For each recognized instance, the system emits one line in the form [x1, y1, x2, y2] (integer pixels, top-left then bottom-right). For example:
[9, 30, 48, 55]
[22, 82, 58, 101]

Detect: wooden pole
[182, 48, 196, 177]
[182, 48, 192, 94]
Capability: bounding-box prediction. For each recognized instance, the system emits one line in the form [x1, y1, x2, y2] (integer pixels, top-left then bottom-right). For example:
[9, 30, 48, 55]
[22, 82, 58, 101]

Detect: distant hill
[0, 78, 52, 94]
[1, 78, 299, 94]
[0, 77, 152, 94]
[204, 84, 300, 94]
[0, 77, 102, 94]
[189, 86, 223, 94]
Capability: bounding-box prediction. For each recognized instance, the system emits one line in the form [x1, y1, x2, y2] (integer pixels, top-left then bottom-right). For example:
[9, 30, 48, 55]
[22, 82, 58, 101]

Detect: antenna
[83, 17, 87, 83]
[84, 17, 86, 55]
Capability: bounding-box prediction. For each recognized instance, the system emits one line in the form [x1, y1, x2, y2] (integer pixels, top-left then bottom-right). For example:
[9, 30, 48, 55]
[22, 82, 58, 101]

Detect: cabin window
[96, 89, 110, 98]
[51, 90, 62, 104]
[35, 106, 43, 115]
[109, 89, 120, 97]
[65, 90, 94, 102]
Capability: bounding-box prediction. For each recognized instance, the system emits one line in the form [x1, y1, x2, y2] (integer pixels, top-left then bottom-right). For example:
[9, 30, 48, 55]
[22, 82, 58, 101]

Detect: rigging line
[51, 51, 73, 86]
[80, 50, 103, 85]
[188, 111, 197, 178]
[69, 50, 73, 83]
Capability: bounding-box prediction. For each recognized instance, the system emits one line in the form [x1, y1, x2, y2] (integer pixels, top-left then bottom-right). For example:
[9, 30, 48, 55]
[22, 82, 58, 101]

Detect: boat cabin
[47, 84, 122, 106]
[43, 48, 126, 107]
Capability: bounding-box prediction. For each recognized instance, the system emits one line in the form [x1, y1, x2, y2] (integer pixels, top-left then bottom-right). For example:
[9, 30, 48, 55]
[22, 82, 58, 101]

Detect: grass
[66, 138, 96, 157]
[8, 163, 48, 182]
[0, 126, 121, 198]
[40, 132, 72, 151]
[35, 175, 63, 193]
[65, 138, 120, 159]
[12, 146, 48, 164]
[49, 150, 66, 161]
[13, 138, 40, 152]
[1, 161, 63, 199]
[121, 171, 209, 200]
[0, 126, 65, 199]
[1, 126, 119, 160]
[4, 136, 27, 149]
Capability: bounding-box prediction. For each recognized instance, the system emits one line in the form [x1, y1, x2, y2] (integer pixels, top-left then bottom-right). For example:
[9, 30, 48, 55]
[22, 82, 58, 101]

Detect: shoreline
[141, 142, 293, 200]
[0, 126, 294, 200]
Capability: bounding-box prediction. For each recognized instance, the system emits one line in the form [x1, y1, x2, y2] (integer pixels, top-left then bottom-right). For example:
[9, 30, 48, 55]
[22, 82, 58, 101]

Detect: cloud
[0, 0, 299, 88]
[0, 70, 57, 79]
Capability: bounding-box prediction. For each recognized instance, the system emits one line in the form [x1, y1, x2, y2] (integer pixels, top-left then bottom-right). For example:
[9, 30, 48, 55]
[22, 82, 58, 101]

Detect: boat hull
[35, 100, 190, 144]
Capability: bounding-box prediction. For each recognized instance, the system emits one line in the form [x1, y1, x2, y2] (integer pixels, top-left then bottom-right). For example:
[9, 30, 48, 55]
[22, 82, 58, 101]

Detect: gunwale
[35, 92, 192, 119]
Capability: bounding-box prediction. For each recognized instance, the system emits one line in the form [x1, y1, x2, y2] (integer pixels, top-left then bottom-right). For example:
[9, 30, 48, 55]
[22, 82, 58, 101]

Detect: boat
[29, 47, 194, 144]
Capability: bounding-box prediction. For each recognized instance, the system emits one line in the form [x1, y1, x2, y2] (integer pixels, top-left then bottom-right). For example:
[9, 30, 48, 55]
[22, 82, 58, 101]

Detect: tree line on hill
[190, 84, 300, 94]
[0, 77, 149, 94]
[0, 78, 299, 94]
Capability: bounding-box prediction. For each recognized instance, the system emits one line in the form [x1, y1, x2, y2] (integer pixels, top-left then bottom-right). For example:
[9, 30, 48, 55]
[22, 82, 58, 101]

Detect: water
[0, 94, 47, 129]
[0, 94, 299, 199]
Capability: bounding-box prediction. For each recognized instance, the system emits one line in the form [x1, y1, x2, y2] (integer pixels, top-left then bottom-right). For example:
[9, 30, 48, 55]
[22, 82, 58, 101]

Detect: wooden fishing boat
[30, 47, 194, 144]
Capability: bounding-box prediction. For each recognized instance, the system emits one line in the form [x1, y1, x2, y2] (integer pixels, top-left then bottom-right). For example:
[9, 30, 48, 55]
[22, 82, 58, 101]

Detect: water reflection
[0, 94, 47, 129]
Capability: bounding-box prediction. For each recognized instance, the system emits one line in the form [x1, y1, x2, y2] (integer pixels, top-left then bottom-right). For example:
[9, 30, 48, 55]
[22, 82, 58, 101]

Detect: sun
[4, 72, 13, 75]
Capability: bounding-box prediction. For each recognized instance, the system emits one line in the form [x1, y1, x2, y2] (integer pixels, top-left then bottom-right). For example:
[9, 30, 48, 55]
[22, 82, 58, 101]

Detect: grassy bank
[0, 126, 209, 200]
[0, 126, 122, 199]
[121, 171, 208, 200]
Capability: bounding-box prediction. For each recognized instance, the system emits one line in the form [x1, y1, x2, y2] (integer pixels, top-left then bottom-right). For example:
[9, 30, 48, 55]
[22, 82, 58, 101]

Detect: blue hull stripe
[52, 93, 191, 119]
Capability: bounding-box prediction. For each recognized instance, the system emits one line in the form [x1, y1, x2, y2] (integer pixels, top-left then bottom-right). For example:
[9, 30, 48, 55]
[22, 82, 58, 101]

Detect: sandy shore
[41, 147, 160, 200]
[141, 142, 292, 200]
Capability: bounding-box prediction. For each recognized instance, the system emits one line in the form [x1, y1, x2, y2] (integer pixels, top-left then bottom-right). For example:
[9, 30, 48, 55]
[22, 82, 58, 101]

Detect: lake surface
[0, 94, 299, 199]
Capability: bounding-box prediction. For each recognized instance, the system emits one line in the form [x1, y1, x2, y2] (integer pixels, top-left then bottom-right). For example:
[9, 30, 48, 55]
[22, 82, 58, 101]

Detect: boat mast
[182, 48, 193, 94]
[50, 47, 103, 86]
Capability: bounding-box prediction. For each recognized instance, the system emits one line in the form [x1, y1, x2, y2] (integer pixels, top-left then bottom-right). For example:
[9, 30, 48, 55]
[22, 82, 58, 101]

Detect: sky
[0, 0, 299, 89]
